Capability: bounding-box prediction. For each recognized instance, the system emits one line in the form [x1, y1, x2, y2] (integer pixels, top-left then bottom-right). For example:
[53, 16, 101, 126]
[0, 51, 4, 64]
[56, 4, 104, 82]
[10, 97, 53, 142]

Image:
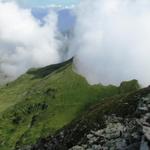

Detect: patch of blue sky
[19, 0, 80, 8]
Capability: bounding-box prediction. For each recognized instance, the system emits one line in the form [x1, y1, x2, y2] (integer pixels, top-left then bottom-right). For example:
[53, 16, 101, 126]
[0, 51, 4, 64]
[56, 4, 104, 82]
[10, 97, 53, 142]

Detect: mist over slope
[1, 0, 150, 86]
[70, 0, 150, 86]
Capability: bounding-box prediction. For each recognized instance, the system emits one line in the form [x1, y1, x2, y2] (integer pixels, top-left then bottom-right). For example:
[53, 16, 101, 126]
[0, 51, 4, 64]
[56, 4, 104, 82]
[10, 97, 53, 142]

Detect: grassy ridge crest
[0, 59, 139, 150]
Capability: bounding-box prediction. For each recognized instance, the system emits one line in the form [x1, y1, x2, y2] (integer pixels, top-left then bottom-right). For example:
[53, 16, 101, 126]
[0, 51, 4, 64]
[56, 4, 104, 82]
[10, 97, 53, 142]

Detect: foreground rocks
[69, 116, 142, 150]
[18, 87, 150, 150]
[70, 94, 150, 150]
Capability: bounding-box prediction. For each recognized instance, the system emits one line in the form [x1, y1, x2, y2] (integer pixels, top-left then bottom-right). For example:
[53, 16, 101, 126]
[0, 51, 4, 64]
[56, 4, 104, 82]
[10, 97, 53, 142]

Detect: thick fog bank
[70, 0, 150, 86]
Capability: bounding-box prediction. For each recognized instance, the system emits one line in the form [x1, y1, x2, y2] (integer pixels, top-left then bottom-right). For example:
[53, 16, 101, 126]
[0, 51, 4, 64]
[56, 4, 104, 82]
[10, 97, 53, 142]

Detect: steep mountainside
[28, 85, 150, 150]
[0, 58, 132, 150]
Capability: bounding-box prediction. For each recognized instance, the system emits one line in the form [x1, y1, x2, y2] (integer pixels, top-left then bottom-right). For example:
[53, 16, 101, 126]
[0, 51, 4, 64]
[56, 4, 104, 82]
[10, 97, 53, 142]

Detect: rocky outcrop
[69, 116, 142, 150]
[69, 94, 150, 150]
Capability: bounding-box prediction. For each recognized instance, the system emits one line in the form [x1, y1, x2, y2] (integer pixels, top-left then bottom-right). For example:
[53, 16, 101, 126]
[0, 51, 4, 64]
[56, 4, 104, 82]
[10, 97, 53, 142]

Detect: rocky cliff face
[20, 86, 150, 150]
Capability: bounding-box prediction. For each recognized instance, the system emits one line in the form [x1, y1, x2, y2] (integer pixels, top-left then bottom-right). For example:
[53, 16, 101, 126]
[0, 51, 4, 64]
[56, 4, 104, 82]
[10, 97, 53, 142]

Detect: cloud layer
[70, 0, 150, 86]
[0, 1, 62, 82]
[1, 0, 150, 86]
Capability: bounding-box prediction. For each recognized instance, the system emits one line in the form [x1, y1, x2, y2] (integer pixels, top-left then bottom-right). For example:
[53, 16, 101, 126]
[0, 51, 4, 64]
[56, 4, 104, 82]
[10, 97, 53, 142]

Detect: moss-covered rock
[119, 79, 140, 94]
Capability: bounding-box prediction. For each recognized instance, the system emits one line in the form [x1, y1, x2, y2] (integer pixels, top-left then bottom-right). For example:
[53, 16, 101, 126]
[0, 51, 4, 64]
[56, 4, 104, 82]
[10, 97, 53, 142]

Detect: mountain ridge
[0, 58, 128, 150]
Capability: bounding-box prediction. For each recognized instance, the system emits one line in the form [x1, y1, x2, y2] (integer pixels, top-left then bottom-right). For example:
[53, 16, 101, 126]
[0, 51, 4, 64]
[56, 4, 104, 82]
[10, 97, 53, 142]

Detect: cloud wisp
[70, 0, 150, 86]
[0, 1, 63, 82]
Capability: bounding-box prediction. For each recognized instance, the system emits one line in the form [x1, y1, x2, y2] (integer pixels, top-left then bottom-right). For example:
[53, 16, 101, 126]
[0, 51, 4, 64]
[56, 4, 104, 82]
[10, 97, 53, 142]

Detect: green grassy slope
[0, 59, 138, 150]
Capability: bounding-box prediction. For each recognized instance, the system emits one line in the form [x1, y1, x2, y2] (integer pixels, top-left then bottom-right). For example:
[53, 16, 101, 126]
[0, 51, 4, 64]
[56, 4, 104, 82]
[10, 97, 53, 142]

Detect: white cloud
[33, 4, 76, 10]
[70, 0, 150, 86]
[0, 1, 62, 82]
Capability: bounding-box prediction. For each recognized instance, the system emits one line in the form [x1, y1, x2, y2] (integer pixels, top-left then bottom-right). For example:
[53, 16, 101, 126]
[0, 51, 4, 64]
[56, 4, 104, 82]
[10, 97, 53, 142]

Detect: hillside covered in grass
[0, 59, 139, 150]
[31, 86, 150, 150]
